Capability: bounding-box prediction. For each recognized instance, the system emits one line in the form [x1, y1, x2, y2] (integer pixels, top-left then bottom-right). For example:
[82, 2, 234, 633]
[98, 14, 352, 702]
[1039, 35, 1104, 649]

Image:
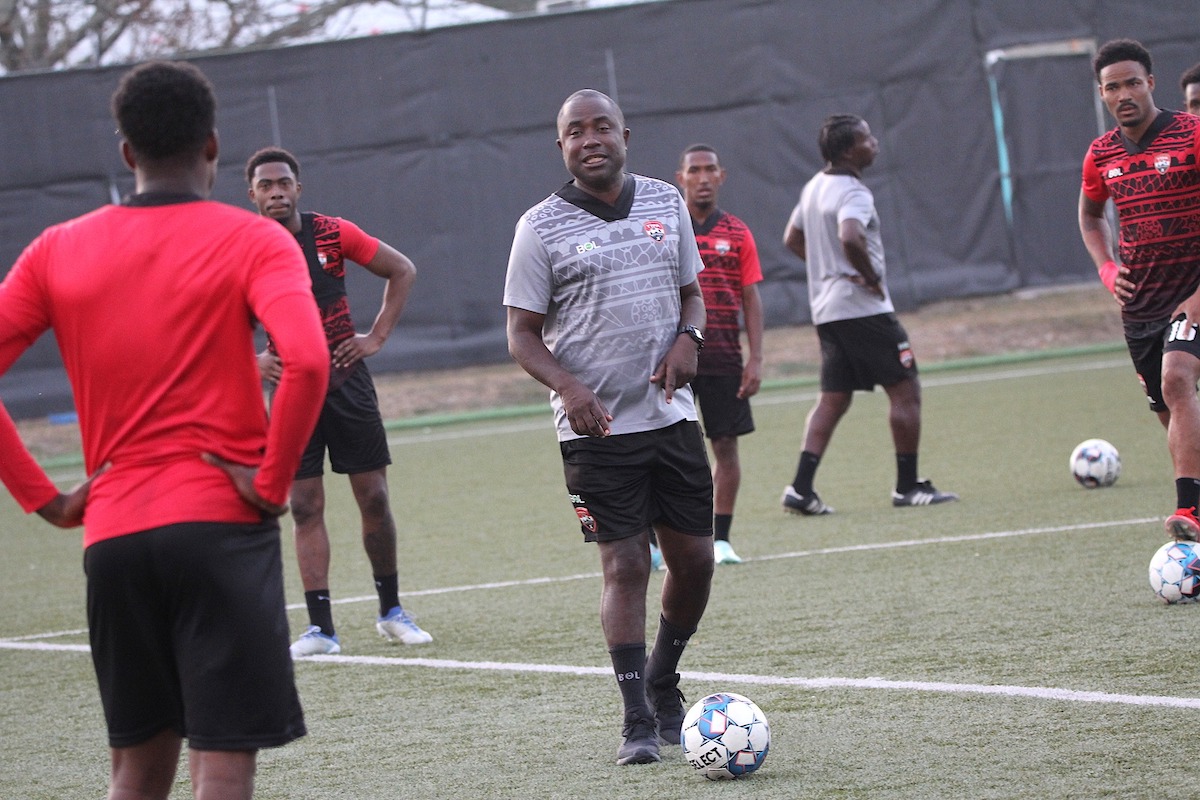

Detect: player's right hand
[561, 382, 612, 438]
[201, 453, 289, 518]
[35, 463, 108, 528]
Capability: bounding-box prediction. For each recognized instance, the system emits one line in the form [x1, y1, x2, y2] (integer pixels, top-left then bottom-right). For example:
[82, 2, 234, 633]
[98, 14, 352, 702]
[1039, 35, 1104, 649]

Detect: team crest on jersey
[318, 253, 328, 266]
[643, 220, 666, 241]
[1155, 154, 1171, 175]
[715, 239, 731, 254]
[575, 506, 597, 533]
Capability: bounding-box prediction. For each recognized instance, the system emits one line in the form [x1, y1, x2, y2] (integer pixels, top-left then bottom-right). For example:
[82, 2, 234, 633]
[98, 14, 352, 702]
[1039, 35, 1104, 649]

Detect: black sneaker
[781, 485, 834, 515]
[616, 711, 661, 765]
[892, 479, 959, 507]
[646, 673, 686, 745]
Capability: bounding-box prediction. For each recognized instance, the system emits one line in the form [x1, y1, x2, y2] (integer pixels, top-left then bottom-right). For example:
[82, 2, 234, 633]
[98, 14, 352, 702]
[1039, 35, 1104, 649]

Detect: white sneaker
[376, 606, 433, 645]
[649, 542, 666, 572]
[713, 539, 742, 565]
[290, 625, 340, 658]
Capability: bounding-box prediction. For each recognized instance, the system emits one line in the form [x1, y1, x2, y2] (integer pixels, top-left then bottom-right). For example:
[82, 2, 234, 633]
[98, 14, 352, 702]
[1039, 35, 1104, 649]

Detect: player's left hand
[738, 361, 762, 399]
[332, 333, 383, 370]
[651, 337, 699, 403]
[849, 274, 885, 299]
[202, 453, 288, 518]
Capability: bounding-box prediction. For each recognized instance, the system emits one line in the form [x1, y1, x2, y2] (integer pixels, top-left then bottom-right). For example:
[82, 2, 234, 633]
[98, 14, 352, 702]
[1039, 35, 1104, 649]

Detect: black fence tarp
[1, 0, 1198, 417]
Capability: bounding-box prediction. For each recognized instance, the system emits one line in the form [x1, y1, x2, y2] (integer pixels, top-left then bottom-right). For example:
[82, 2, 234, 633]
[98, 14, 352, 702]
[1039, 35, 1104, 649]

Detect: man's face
[846, 121, 879, 170]
[1186, 82, 1200, 116]
[248, 161, 301, 223]
[677, 150, 725, 210]
[556, 94, 628, 196]
[1098, 60, 1156, 131]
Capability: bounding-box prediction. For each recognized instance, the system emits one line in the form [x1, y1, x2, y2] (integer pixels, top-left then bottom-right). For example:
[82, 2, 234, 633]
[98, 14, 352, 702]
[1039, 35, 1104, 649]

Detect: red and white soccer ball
[1069, 438, 1121, 489]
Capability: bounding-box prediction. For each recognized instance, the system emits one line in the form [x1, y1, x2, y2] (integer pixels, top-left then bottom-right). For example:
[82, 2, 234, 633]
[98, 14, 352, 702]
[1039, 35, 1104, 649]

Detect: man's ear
[119, 140, 136, 172]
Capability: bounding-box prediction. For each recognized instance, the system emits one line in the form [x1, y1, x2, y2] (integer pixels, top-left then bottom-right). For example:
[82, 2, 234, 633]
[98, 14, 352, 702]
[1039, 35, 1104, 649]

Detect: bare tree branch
[0, 0, 528, 75]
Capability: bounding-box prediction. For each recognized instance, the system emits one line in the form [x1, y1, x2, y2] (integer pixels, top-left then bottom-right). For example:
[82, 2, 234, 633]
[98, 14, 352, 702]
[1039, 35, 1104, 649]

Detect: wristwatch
[677, 325, 705, 350]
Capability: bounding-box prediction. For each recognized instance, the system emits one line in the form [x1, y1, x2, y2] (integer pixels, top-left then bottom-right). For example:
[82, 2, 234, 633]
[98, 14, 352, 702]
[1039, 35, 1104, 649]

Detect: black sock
[714, 514, 732, 543]
[645, 615, 696, 682]
[793, 451, 821, 495]
[1177, 478, 1200, 511]
[304, 589, 335, 636]
[609, 643, 649, 716]
[374, 572, 400, 617]
[896, 453, 918, 493]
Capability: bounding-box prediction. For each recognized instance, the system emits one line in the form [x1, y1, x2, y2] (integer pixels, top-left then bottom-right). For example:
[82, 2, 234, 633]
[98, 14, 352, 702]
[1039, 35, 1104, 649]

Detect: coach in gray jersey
[504, 89, 715, 767]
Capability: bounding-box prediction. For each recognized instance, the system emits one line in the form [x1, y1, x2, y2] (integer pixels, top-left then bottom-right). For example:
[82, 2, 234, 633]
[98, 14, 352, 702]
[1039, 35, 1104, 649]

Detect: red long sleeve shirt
[0, 199, 328, 547]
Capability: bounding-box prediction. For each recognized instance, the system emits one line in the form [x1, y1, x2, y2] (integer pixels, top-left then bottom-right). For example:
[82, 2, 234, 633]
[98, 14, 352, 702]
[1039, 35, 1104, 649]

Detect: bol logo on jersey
[643, 220, 666, 241]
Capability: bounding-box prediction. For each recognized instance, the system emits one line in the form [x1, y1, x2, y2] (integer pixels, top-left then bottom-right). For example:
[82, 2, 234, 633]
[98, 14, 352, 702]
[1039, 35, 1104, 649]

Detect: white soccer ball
[1069, 438, 1121, 488]
[1149, 540, 1200, 604]
[681, 691, 770, 780]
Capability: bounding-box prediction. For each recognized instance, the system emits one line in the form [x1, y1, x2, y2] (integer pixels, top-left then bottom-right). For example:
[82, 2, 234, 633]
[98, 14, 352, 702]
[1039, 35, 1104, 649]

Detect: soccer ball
[1069, 438, 1121, 488]
[1149, 540, 1200, 604]
[681, 692, 770, 780]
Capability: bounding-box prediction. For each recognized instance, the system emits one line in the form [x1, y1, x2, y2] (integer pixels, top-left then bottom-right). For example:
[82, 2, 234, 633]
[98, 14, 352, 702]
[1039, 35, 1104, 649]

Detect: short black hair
[1093, 39, 1152, 82]
[245, 147, 301, 185]
[1182, 62, 1200, 92]
[818, 114, 864, 163]
[679, 142, 717, 168]
[111, 60, 215, 162]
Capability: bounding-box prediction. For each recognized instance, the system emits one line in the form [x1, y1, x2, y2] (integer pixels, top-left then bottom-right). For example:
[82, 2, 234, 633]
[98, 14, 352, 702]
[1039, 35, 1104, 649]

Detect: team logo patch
[715, 238, 731, 254]
[575, 506, 597, 533]
[898, 346, 915, 369]
[643, 220, 666, 241]
[1155, 155, 1171, 175]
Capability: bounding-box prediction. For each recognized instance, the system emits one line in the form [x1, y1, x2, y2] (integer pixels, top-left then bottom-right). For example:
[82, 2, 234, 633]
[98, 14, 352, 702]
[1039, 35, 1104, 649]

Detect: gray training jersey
[788, 171, 894, 325]
[504, 173, 704, 442]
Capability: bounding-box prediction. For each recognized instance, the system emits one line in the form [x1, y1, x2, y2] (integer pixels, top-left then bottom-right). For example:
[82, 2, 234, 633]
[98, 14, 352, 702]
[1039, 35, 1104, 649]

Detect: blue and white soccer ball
[1149, 540, 1200, 604]
[1070, 438, 1121, 488]
[681, 691, 770, 780]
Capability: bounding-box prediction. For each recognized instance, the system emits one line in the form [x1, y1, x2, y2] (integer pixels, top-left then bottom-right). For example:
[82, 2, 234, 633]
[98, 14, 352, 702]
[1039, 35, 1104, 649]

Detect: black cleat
[616, 712, 661, 765]
[646, 672, 686, 745]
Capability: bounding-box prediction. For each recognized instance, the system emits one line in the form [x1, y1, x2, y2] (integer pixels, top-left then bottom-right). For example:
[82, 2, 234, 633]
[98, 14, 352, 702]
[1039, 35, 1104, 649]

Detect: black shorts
[691, 374, 755, 439]
[297, 363, 392, 478]
[84, 521, 306, 750]
[1125, 315, 1200, 413]
[559, 420, 713, 543]
[816, 313, 917, 392]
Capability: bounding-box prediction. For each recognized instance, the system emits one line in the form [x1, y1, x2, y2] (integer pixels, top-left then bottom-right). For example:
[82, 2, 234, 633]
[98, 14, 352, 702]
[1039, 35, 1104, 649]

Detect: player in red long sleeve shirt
[0, 61, 327, 800]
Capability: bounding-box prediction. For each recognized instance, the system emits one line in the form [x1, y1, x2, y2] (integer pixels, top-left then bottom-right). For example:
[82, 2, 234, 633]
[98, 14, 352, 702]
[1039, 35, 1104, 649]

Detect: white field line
[16, 357, 1169, 709]
[5, 515, 1191, 712]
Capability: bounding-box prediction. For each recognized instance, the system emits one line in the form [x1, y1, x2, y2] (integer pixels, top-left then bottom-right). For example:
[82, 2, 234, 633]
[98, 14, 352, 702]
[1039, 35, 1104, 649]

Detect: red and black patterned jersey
[302, 213, 381, 348]
[1082, 110, 1200, 322]
[693, 209, 763, 376]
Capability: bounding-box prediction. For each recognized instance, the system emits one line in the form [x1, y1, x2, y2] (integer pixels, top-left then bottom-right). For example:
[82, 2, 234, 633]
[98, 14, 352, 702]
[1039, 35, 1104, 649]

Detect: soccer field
[2, 349, 1196, 799]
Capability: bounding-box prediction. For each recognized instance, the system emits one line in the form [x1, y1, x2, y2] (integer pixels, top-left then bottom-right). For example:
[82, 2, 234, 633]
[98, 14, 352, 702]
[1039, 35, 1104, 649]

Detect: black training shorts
[816, 313, 917, 393]
[296, 362, 392, 478]
[691, 374, 755, 439]
[559, 420, 713, 543]
[84, 520, 306, 750]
